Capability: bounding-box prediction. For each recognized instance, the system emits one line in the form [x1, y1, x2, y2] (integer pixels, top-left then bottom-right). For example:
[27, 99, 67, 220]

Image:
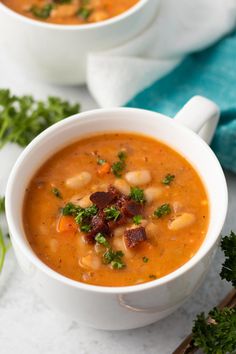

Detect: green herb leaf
[103, 249, 125, 269]
[0, 196, 5, 214]
[154, 203, 171, 218]
[0, 89, 80, 149]
[118, 151, 127, 161]
[162, 174, 175, 185]
[62, 203, 97, 227]
[75, 205, 98, 225]
[51, 187, 62, 199]
[133, 215, 142, 225]
[192, 307, 236, 354]
[220, 231, 236, 287]
[130, 187, 146, 204]
[62, 203, 81, 217]
[0, 226, 11, 274]
[80, 224, 91, 233]
[104, 206, 120, 221]
[31, 4, 54, 19]
[97, 158, 107, 165]
[111, 151, 127, 177]
[77, 7, 92, 20]
[143, 256, 149, 263]
[95, 233, 110, 248]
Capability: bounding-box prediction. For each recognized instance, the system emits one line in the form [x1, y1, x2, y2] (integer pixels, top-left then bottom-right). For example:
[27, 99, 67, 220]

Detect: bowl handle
[174, 96, 220, 145]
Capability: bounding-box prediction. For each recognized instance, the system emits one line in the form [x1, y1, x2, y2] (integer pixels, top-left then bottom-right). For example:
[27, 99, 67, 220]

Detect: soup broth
[1, 0, 139, 24]
[23, 133, 209, 287]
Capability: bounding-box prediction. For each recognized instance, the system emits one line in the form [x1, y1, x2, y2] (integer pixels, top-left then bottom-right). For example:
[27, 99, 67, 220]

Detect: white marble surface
[0, 45, 235, 354]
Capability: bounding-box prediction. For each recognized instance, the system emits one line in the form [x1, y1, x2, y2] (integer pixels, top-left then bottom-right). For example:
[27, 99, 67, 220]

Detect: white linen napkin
[87, 0, 236, 108]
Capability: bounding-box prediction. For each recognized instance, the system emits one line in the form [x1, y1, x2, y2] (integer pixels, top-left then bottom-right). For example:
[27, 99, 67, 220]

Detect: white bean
[79, 253, 101, 270]
[113, 236, 135, 259]
[113, 179, 130, 195]
[168, 213, 195, 231]
[76, 195, 92, 208]
[125, 170, 151, 186]
[146, 222, 159, 240]
[144, 187, 163, 204]
[65, 171, 91, 190]
[113, 226, 126, 238]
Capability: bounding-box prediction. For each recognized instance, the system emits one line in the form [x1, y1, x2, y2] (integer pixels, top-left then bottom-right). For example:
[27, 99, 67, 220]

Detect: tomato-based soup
[23, 133, 209, 287]
[1, 0, 139, 24]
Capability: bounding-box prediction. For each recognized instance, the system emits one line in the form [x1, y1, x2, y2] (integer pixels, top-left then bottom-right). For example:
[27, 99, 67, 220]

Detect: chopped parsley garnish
[80, 224, 91, 233]
[97, 158, 107, 165]
[103, 249, 125, 269]
[130, 187, 146, 204]
[0, 197, 5, 214]
[133, 215, 142, 225]
[95, 233, 110, 248]
[111, 150, 127, 177]
[0, 89, 80, 149]
[31, 4, 54, 19]
[162, 174, 175, 185]
[95, 233, 126, 269]
[75, 205, 98, 224]
[154, 203, 171, 218]
[77, 7, 92, 20]
[220, 231, 236, 287]
[143, 256, 149, 263]
[62, 203, 97, 231]
[62, 203, 80, 216]
[104, 206, 120, 221]
[51, 187, 62, 199]
[149, 274, 156, 279]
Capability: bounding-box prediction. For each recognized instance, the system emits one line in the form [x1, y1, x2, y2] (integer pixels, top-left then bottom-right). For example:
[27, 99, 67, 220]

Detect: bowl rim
[5, 107, 228, 295]
[0, 0, 149, 30]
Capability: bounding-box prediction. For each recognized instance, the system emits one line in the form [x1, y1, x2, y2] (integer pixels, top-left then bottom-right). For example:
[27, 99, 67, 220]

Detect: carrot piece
[57, 215, 77, 233]
[97, 162, 111, 176]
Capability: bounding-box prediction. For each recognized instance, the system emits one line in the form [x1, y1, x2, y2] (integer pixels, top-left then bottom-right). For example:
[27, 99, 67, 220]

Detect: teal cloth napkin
[126, 31, 236, 173]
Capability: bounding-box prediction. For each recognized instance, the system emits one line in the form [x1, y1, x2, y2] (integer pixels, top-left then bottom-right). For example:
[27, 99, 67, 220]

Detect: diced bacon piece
[124, 227, 147, 248]
[90, 191, 116, 209]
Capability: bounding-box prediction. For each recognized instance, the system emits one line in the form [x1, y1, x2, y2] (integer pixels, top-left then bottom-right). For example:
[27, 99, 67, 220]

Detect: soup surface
[1, 0, 139, 24]
[23, 133, 209, 287]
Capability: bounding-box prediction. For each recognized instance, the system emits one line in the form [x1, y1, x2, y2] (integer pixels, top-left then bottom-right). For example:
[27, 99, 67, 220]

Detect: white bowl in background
[5, 96, 228, 330]
[0, 0, 160, 85]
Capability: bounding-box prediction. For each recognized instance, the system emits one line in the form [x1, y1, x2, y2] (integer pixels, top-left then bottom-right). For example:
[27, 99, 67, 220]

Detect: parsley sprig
[220, 231, 236, 287]
[192, 307, 236, 354]
[0, 89, 80, 149]
[179, 231, 236, 353]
